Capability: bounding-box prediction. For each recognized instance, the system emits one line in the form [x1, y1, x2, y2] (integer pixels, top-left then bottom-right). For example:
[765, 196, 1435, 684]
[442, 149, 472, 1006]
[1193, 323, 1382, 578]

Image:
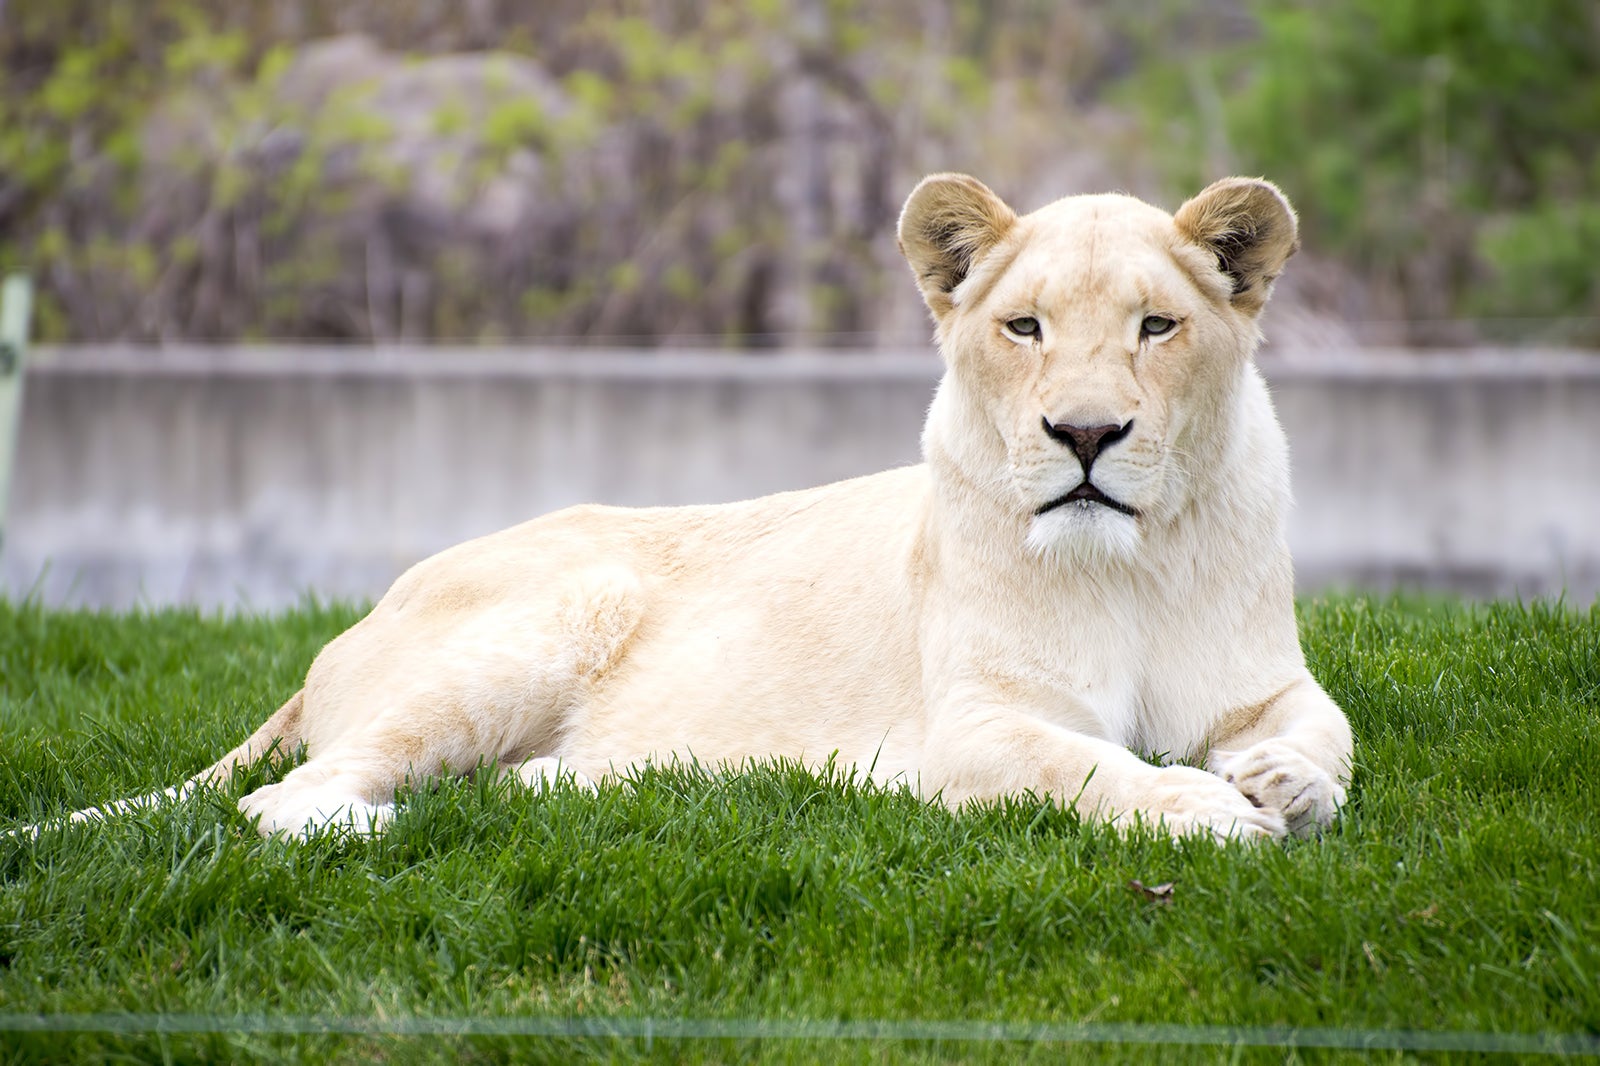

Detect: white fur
[1025, 504, 1143, 566]
[27, 175, 1353, 844]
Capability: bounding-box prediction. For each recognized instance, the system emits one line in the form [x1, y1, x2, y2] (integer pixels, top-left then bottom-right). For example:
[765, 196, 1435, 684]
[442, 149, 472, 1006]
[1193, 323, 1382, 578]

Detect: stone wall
[6, 346, 1597, 610]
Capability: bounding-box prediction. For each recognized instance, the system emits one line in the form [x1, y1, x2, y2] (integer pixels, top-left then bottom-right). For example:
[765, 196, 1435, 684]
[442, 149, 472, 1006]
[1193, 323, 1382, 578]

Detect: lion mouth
[1036, 482, 1141, 518]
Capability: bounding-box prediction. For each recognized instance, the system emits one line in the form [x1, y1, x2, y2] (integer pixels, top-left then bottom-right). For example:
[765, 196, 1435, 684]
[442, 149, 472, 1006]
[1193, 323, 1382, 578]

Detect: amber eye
[1141, 315, 1177, 337]
[1006, 316, 1040, 337]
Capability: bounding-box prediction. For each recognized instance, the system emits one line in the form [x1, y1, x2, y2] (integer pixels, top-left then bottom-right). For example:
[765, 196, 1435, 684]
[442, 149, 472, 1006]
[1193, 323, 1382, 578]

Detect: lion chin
[1025, 502, 1142, 567]
[28, 170, 1356, 847]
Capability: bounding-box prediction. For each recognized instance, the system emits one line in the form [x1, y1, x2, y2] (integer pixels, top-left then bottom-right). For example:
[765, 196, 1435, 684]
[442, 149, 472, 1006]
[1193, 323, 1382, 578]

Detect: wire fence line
[2, 1013, 1597, 1054]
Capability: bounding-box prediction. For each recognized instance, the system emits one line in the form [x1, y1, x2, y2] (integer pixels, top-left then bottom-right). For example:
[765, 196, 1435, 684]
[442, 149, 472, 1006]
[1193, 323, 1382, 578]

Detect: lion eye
[1141, 315, 1177, 337]
[1006, 317, 1040, 338]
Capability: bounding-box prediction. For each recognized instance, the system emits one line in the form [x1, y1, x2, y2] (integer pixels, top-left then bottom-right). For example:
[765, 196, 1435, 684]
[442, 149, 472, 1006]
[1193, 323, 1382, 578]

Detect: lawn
[1, 596, 1597, 1063]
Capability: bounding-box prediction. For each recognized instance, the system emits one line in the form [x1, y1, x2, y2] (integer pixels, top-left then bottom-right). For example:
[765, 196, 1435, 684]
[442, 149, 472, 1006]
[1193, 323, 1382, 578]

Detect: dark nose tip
[1042, 417, 1133, 475]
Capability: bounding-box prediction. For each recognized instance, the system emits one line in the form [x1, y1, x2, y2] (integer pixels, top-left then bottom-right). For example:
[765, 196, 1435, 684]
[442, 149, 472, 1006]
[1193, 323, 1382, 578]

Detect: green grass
[1, 596, 1597, 1063]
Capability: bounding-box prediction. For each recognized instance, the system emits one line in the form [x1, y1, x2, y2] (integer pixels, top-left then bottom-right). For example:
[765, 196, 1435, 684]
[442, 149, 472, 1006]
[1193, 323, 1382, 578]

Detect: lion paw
[1209, 740, 1345, 836]
[238, 779, 395, 838]
[1132, 764, 1286, 841]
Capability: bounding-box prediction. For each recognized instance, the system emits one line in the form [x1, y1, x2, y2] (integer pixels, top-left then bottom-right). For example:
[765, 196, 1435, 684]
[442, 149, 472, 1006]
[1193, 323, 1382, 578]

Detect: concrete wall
[5, 345, 1597, 610]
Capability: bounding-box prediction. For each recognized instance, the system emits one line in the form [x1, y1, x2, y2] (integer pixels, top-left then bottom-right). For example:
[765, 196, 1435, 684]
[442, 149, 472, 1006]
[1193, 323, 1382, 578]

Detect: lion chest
[948, 591, 1151, 748]
[949, 572, 1261, 761]
[1035, 626, 1146, 747]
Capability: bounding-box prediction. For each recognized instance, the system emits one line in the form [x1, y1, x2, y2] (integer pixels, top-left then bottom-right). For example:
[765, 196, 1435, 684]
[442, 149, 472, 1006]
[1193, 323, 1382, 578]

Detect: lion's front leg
[1206, 672, 1354, 836]
[923, 697, 1285, 840]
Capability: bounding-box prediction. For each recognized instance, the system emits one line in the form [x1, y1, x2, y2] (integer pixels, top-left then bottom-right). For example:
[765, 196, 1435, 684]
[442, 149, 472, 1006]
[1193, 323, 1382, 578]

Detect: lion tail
[14, 689, 306, 839]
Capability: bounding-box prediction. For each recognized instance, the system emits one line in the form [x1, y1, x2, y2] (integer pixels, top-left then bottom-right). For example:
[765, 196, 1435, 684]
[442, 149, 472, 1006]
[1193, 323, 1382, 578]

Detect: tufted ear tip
[897, 173, 1018, 317]
[1174, 177, 1298, 315]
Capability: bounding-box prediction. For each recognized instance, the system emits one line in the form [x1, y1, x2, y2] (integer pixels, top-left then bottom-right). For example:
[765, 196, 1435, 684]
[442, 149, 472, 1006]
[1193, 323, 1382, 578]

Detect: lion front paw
[1132, 764, 1286, 842]
[1209, 740, 1345, 836]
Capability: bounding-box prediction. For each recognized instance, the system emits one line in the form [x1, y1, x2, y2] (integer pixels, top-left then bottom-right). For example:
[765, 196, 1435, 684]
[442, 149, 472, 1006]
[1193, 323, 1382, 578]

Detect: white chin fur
[1026, 502, 1142, 566]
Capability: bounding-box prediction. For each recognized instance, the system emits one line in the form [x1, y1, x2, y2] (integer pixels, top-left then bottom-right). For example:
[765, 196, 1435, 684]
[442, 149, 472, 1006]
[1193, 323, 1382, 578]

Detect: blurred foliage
[2, 1, 1595, 346]
[0, 0, 1140, 345]
[0, 3, 764, 341]
[1122, 0, 1600, 345]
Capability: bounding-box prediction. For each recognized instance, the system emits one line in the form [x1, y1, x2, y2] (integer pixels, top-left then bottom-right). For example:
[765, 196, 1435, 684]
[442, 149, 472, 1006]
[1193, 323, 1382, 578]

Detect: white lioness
[55, 174, 1352, 841]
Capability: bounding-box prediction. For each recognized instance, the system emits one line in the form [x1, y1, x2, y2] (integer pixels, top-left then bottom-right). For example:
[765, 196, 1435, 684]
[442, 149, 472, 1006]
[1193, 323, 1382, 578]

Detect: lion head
[898, 174, 1299, 565]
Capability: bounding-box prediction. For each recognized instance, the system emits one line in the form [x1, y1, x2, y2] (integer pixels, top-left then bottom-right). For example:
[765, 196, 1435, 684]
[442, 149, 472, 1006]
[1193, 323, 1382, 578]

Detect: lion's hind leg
[238, 705, 550, 837]
[235, 719, 427, 837]
[238, 566, 645, 838]
[236, 685, 567, 836]
[237, 773, 395, 837]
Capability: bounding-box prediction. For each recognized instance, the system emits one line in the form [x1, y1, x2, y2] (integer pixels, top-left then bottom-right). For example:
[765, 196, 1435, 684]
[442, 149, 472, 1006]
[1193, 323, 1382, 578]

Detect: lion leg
[238, 705, 541, 837]
[237, 771, 395, 837]
[924, 696, 1285, 840]
[235, 566, 645, 838]
[1206, 672, 1354, 836]
[236, 735, 408, 837]
[244, 727, 612, 836]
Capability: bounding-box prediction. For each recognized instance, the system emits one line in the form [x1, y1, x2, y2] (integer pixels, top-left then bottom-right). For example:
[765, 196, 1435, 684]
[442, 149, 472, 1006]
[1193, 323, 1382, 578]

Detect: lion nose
[1042, 417, 1133, 476]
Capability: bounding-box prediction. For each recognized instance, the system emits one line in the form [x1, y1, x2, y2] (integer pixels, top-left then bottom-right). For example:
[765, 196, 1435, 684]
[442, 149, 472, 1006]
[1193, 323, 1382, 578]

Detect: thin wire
[1, 1014, 1596, 1053]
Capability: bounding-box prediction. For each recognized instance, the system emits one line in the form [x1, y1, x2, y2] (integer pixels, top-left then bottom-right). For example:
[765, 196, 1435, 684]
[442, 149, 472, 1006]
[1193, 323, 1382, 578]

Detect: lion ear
[897, 173, 1018, 317]
[1173, 177, 1299, 316]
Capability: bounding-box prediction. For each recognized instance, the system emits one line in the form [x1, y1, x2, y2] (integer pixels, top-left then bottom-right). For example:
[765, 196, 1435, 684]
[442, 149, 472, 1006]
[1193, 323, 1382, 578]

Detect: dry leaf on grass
[1129, 879, 1175, 905]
